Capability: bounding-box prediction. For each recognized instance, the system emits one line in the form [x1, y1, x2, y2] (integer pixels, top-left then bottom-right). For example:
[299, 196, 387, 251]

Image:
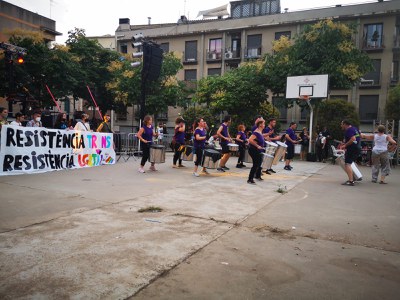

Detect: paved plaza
[0, 154, 399, 299]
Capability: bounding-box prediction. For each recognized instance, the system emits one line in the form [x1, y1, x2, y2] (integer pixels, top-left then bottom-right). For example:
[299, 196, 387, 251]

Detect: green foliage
[106, 52, 189, 119]
[385, 85, 400, 121]
[316, 98, 359, 141]
[193, 62, 278, 128]
[182, 106, 220, 133]
[265, 19, 373, 95]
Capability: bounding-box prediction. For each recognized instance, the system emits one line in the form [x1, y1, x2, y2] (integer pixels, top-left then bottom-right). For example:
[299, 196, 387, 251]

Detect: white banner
[0, 125, 115, 176]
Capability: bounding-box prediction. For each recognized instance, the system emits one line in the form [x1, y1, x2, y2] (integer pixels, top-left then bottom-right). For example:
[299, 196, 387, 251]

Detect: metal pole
[306, 99, 313, 153]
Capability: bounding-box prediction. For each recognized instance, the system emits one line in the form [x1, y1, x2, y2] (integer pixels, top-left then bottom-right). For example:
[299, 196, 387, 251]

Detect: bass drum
[149, 144, 166, 163]
[182, 145, 193, 161]
[272, 142, 288, 165]
[202, 149, 222, 169]
[261, 153, 274, 170]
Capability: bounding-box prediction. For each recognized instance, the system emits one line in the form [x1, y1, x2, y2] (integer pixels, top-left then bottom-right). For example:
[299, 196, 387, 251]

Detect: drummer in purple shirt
[236, 124, 248, 168]
[217, 115, 233, 172]
[137, 115, 158, 173]
[262, 118, 281, 174]
[247, 119, 266, 184]
[284, 122, 299, 171]
[339, 120, 361, 186]
[193, 118, 209, 177]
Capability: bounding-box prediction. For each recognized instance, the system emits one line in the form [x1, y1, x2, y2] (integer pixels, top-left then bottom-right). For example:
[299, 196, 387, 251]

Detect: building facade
[115, 0, 400, 132]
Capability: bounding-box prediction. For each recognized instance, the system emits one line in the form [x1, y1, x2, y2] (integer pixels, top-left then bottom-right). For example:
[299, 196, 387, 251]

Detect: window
[272, 97, 287, 121]
[246, 34, 262, 58]
[359, 95, 379, 122]
[184, 69, 197, 81]
[361, 59, 381, 85]
[300, 107, 308, 121]
[391, 61, 399, 83]
[160, 43, 169, 53]
[275, 31, 291, 40]
[231, 0, 280, 18]
[184, 41, 197, 62]
[363, 23, 383, 49]
[208, 38, 222, 59]
[207, 68, 221, 76]
[120, 44, 127, 54]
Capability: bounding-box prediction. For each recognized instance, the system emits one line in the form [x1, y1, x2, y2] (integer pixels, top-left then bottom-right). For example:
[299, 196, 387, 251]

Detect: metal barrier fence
[113, 132, 175, 162]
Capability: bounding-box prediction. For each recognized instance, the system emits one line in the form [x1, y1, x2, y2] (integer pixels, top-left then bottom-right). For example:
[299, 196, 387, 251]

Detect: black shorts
[345, 145, 359, 164]
[221, 144, 230, 154]
[286, 144, 295, 160]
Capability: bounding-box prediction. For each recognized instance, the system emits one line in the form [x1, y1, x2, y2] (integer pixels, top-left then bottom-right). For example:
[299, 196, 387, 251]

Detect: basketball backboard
[286, 74, 329, 99]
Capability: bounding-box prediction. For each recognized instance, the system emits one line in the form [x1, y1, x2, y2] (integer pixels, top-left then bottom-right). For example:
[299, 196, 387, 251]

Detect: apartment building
[115, 0, 400, 132]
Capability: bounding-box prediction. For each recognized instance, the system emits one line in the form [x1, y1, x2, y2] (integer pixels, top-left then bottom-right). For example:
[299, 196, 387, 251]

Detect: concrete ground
[0, 154, 399, 299]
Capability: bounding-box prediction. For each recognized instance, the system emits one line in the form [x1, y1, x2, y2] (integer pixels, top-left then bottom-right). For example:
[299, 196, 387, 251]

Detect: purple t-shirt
[237, 131, 247, 145]
[194, 128, 206, 149]
[285, 127, 297, 146]
[263, 126, 276, 138]
[174, 127, 185, 144]
[220, 123, 229, 145]
[345, 126, 361, 144]
[250, 131, 265, 152]
[142, 125, 154, 144]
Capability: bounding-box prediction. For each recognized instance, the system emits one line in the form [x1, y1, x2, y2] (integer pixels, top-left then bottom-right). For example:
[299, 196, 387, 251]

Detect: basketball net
[299, 95, 310, 101]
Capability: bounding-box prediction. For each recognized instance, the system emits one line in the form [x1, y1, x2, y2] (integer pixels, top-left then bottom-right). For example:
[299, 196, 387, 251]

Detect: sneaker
[138, 168, 145, 173]
[255, 176, 264, 181]
[178, 164, 186, 168]
[247, 179, 256, 184]
[193, 172, 200, 177]
[217, 168, 225, 172]
[284, 166, 291, 171]
[288, 165, 293, 169]
[240, 163, 246, 168]
[263, 170, 272, 175]
[150, 165, 157, 171]
[371, 179, 377, 183]
[236, 164, 243, 168]
[222, 166, 230, 170]
[267, 168, 276, 173]
[172, 164, 178, 169]
[341, 181, 355, 186]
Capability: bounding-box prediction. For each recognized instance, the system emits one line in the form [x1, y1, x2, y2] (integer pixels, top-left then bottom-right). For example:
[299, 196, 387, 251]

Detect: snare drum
[265, 141, 278, 156]
[272, 141, 288, 165]
[261, 153, 274, 170]
[201, 149, 222, 169]
[227, 143, 239, 152]
[149, 144, 166, 163]
[182, 145, 193, 161]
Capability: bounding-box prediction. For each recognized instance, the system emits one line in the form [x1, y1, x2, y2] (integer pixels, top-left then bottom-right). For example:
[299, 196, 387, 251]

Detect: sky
[5, 0, 375, 43]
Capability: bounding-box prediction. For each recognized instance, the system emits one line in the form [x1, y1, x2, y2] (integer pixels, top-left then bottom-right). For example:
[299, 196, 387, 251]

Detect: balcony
[182, 51, 198, 65]
[244, 47, 262, 59]
[362, 35, 385, 52]
[224, 48, 241, 60]
[206, 50, 222, 63]
[358, 74, 381, 89]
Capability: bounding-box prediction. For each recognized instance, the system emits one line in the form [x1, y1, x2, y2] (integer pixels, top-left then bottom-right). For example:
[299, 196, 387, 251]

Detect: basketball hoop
[299, 95, 310, 101]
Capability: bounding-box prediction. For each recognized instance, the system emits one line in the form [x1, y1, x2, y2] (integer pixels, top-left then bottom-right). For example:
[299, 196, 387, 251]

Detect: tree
[106, 51, 190, 122]
[193, 61, 279, 129]
[316, 98, 360, 141]
[264, 19, 373, 94]
[385, 85, 400, 121]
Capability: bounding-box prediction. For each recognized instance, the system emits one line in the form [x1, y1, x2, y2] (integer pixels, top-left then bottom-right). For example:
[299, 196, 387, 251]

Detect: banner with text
[0, 125, 115, 176]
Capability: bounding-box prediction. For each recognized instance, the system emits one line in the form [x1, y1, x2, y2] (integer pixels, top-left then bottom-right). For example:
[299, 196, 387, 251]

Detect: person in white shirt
[26, 111, 42, 127]
[362, 125, 397, 184]
[10, 112, 24, 126]
[74, 113, 91, 131]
